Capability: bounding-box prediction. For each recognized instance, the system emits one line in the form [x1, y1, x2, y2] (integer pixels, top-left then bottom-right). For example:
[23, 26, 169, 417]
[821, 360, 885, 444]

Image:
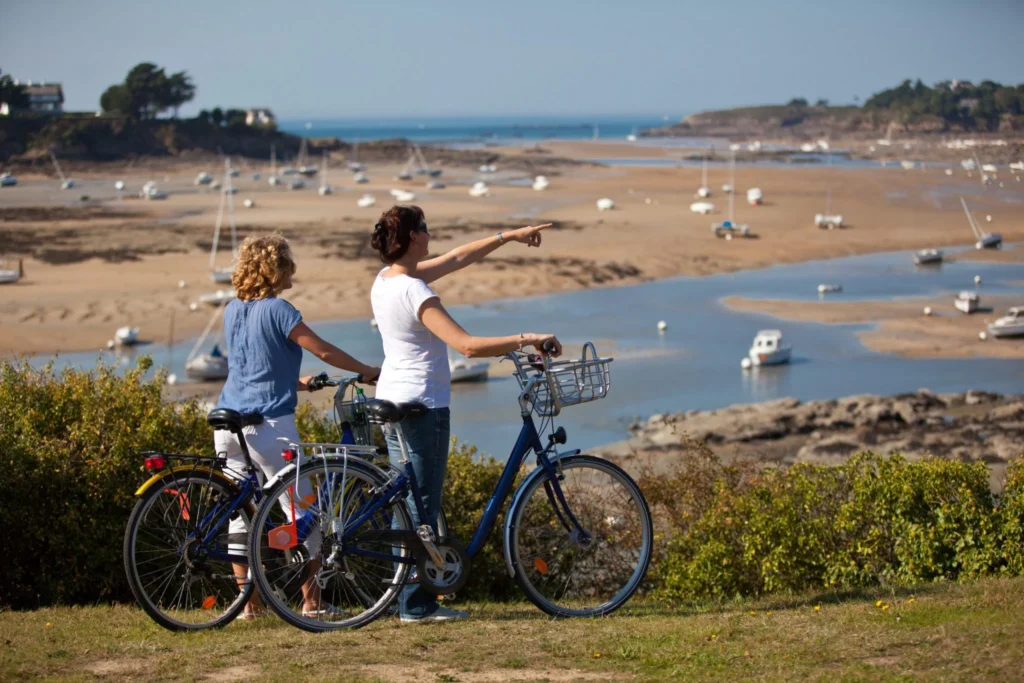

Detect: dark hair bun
[371, 205, 424, 264]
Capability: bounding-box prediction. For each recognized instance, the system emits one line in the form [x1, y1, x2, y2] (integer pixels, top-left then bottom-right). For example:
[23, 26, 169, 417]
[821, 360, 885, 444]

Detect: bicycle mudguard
[134, 465, 238, 496]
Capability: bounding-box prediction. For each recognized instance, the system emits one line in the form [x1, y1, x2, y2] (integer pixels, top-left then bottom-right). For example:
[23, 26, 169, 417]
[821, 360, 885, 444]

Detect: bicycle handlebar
[307, 372, 364, 392]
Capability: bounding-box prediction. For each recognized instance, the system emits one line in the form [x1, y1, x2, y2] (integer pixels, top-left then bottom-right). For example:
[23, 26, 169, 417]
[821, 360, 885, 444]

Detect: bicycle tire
[506, 455, 652, 618]
[123, 473, 255, 631]
[248, 456, 412, 632]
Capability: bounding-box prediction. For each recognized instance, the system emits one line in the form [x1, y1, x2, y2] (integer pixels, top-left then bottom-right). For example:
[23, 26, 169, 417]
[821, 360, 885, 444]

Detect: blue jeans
[385, 406, 450, 617]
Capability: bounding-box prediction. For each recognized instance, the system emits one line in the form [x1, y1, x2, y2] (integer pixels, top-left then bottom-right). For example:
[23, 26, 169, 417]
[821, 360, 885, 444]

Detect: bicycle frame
[338, 412, 585, 564]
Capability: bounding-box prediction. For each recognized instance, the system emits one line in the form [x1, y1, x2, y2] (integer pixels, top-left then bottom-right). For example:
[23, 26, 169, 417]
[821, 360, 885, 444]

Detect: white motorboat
[478, 164, 497, 173]
[712, 150, 749, 237]
[199, 289, 236, 307]
[596, 197, 615, 211]
[469, 182, 490, 198]
[746, 187, 763, 206]
[913, 249, 943, 265]
[954, 290, 980, 314]
[195, 171, 213, 185]
[817, 283, 842, 294]
[357, 194, 376, 208]
[390, 189, 416, 202]
[426, 181, 446, 190]
[690, 201, 715, 215]
[800, 143, 816, 153]
[0, 258, 23, 284]
[185, 345, 230, 381]
[1009, 161, 1024, 172]
[140, 181, 167, 200]
[900, 160, 917, 170]
[353, 172, 369, 184]
[961, 197, 1001, 249]
[987, 307, 1024, 338]
[114, 326, 140, 346]
[449, 356, 489, 383]
[209, 159, 239, 283]
[748, 330, 791, 366]
[532, 175, 550, 191]
[0, 172, 17, 187]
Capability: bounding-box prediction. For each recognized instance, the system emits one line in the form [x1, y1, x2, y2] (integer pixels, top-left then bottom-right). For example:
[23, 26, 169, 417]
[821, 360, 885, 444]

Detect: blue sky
[1, 0, 1021, 118]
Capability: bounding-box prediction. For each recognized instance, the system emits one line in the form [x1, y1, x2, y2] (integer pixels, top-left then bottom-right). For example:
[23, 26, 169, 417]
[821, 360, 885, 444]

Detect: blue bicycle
[247, 343, 653, 632]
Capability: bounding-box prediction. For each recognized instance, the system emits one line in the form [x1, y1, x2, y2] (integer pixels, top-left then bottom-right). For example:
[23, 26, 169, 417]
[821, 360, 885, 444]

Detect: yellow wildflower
[814, 605, 821, 612]
[875, 600, 883, 607]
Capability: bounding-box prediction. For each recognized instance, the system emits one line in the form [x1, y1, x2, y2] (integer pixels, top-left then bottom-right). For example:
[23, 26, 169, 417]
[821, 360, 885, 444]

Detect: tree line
[862, 79, 1024, 132]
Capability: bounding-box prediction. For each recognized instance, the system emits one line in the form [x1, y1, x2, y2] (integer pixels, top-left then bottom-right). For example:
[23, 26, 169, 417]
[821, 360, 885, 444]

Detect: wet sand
[3, 150, 1024, 356]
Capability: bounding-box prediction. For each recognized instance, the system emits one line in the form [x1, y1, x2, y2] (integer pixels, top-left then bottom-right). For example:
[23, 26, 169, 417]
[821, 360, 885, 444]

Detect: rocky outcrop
[616, 390, 1024, 468]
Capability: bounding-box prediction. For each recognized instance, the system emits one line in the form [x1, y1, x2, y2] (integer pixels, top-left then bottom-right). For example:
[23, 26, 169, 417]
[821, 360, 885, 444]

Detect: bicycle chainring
[416, 537, 470, 596]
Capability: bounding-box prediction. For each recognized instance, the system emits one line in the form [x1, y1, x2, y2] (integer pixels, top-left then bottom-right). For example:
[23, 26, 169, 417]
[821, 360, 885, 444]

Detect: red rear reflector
[144, 456, 166, 471]
[281, 449, 296, 462]
[202, 595, 216, 610]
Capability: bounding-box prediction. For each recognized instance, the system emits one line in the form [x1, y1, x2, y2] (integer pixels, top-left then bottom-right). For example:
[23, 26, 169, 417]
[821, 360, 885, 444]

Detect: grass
[3, 578, 1024, 681]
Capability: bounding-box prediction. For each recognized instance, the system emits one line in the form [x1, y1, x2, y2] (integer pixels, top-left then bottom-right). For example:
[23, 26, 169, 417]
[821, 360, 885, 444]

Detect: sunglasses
[414, 222, 430, 235]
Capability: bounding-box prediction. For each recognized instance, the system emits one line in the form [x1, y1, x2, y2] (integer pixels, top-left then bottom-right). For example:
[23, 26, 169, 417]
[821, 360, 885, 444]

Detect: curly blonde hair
[231, 234, 296, 301]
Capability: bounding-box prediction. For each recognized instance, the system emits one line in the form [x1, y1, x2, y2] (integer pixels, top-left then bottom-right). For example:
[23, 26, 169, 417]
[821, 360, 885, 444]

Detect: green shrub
[0, 358, 210, 608]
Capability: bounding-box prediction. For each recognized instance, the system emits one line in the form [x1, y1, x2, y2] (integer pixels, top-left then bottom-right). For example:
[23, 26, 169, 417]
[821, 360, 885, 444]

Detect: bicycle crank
[416, 538, 470, 596]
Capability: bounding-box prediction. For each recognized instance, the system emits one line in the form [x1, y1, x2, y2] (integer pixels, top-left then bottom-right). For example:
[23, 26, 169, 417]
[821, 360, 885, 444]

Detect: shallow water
[34, 247, 1024, 459]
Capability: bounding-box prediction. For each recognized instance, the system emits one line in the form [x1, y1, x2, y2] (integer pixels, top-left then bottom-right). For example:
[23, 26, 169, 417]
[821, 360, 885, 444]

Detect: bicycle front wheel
[248, 457, 412, 632]
[123, 473, 254, 631]
[507, 455, 652, 617]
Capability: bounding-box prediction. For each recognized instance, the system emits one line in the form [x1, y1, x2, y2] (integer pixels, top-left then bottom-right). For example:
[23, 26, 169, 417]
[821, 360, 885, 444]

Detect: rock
[648, 413, 666, 425]
[966, 390, 1001, 406]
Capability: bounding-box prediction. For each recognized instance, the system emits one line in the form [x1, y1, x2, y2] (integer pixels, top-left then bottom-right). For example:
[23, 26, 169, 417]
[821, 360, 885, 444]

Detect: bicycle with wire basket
[246, 342, 653, 632]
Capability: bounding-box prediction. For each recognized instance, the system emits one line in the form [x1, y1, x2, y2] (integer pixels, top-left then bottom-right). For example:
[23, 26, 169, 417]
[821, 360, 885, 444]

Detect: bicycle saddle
[207, 408, 264, 433]
[365, 399, 428, 424]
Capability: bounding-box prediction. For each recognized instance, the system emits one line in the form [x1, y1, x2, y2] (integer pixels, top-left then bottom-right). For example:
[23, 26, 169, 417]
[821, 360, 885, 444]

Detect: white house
[245, 108, 275, 127]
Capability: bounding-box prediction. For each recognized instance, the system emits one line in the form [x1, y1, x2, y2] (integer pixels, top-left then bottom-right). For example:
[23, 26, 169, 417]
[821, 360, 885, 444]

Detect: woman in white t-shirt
[370, 204, 561, 623]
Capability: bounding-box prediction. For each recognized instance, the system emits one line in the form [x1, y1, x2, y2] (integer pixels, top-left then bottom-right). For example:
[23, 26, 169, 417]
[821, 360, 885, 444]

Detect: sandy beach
[2, 145, 1023, 357]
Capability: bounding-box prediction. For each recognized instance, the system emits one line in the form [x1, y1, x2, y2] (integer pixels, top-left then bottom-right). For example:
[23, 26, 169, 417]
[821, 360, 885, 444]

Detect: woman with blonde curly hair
[214, 233, 379, 619]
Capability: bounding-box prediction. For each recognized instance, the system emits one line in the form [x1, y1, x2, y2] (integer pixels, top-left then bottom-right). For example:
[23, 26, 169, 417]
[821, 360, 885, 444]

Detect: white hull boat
[532, 175, 550, 191]
[954, 291, 980, 314]
[596, 197, 615, 211]
[817, 284, 842, 294]
[0, 173, 17, 187]
[987, 307, 1024, 338]
[199, 289, 236, 307]
[185, 349, 230, 381]
[469, 182, 490, 198]
[357, 194, 376, 208]
[211, 268, 233, 284]
[815, 214, 843, 229]
[748, 330, 791, 366]
[690, 201, 715, 215]
[114, 326, 140, 346]
[449, 357, 489, 383]
[746, 188, 763, 206]
[962, 196, 1001, 249]
[354, 172, 369, 184]
[914, 249, 943, 265]
[0, 258, 24, 284]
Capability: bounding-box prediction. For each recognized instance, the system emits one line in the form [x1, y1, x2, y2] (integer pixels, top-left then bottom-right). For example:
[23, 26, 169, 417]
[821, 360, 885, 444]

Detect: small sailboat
[353, 171, 370, 184]
[596, 197, 615, 211]
[49, 150, 74, 189]
[297, 137, 317, 177]
[712, 150, 749, 238]
[195, 171, 213, 185]
[209, 159, 239, 284]
[961, 197, 1001, 249]
[0, 258, 24, 284]
[913, 249, 943, 266]
[139, 181, 167, 200]
[268, 144, 281, 186]
[348, 137, 365, 172]
[0, 172, 17, 187]
[696, 156, 711, 198]
[318, 150, 333, 196]
[747, 330, 791, 366]
[199, 289, 236, 307]
[185, 305, 230, 381]
[412, 144, 442, 177]
[987, 307, 1024, 338]
[746, 188, 763, 206]
[626, 127, 638, 142]
[357, 194, 376, 208]
[469, 181, 490, 198]
[532, 175, 550, 191]
[814, 150, 843, 229]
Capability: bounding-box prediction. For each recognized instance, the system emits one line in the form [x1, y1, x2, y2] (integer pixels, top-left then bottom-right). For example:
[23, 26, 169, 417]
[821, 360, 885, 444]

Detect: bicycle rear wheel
[506, 455, 652, 617]
[248, 457, 412, 632]
[123, 473, 254, 631]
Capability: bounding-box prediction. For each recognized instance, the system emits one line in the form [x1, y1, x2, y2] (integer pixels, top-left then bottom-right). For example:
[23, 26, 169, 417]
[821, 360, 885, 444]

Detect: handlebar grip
[541, 340, 557, 353]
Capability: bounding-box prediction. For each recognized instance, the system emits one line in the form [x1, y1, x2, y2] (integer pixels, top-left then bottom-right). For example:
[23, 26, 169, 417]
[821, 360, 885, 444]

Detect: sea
[278, 115, 673, 146]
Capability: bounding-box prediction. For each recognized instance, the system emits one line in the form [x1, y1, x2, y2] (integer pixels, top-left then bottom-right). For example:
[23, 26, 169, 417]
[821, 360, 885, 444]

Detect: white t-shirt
[370, 268, 451, 408]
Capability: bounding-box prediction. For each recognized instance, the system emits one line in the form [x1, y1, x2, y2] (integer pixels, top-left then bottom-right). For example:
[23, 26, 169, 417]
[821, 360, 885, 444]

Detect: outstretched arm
[415, 223, 552, 284]
[419, 299, 561, 358]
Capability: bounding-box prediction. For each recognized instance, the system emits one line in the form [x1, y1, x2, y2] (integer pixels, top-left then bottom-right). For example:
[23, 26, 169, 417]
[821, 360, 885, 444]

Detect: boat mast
[960, 196, 985, 240]
[728, 149, 735, 222]
[825, 150, 832, 215]
[701, 156, 708, 188]
[225, 157, 237, 257]
[209, 161, 227, 270]
[270, 143, 277, 174]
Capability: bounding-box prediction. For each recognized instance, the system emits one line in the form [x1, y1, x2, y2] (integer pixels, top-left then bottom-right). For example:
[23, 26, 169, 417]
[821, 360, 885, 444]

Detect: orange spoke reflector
[297, 493, 316, 510]
[268, 525, 298, 550]
[167, 488, 191, 521]
[202, 595, 216, 610]
[533, 557, 549, 575]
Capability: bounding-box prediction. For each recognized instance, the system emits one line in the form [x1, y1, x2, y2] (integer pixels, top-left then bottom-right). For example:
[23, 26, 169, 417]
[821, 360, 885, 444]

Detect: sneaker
[400, 605, 468, 624]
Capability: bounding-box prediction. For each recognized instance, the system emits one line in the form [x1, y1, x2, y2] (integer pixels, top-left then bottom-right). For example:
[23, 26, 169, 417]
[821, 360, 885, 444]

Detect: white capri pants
[213, 413, 313, 554]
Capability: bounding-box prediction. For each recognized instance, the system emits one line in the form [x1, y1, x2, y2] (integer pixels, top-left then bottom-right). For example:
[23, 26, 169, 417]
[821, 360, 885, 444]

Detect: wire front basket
[333, 391, 377, 447]
[511, 342, 612, 417]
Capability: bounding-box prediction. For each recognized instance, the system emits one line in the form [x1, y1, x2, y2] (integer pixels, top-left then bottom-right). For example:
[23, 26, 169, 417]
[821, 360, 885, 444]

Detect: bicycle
[247, 342, 653, 632]
[122, 375, 392, 631]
